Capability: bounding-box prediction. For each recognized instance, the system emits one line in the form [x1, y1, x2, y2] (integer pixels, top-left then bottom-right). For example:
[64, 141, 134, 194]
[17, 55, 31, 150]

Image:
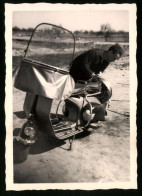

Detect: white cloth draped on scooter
[14, 59, 75, 100]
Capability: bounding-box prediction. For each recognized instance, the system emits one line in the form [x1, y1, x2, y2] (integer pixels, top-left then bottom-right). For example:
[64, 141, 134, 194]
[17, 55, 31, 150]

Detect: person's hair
[108, 44, 124, 56]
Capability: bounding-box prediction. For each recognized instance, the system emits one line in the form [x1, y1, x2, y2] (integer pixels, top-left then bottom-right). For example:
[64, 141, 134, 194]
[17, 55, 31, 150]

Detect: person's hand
[95, 72, 102, 77]
[96, 72, 103, 80]
[91, 73, 96, 79]
[90, 73, 98, 82]
[98, 71, 103, 76]
[92, 73, 96, 77]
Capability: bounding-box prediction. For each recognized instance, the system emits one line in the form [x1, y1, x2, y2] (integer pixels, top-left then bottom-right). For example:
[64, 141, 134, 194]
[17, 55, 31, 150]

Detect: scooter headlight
[24, 127, 35, 136]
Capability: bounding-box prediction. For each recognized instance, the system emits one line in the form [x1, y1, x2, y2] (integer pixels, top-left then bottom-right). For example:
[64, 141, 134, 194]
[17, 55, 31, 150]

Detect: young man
[69, 44, 124, 121]
[70, 44, 123, 82]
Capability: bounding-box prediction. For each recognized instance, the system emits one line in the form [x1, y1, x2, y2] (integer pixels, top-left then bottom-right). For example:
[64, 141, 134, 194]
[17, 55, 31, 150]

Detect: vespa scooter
[13, 23, 111, 148]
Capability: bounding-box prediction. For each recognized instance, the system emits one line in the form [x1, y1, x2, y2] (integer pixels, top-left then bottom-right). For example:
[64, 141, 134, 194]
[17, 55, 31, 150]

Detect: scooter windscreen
[14, 23, 76, 100]
[24, 23, 75, 72]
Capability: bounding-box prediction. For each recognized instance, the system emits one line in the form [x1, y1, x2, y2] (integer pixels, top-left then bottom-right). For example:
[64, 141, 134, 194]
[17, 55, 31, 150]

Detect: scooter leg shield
[24, 93, 38, 114]
[35, 96, 55, 137]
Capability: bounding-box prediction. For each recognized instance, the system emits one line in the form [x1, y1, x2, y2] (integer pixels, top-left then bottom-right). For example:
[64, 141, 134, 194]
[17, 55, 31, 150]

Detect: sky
[13, 10, 129, 32]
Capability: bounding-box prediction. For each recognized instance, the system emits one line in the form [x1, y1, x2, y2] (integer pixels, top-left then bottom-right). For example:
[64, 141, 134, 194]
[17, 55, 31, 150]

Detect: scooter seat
[72, 81, 101, 96]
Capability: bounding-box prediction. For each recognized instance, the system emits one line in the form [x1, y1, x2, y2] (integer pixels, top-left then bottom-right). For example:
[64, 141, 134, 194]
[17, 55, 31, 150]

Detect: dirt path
[13, 59, 130, 183]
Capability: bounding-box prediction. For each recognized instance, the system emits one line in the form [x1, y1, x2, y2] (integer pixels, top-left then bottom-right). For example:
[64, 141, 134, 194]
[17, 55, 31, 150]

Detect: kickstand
[68, 135, 75, 151]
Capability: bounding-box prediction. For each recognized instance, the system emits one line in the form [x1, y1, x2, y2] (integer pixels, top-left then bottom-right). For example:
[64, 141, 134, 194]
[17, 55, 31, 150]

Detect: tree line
[13, 23, 128, 42]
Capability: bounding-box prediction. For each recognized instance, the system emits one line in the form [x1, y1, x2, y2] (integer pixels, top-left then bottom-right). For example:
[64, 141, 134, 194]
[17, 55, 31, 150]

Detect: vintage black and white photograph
[5, 3, 137, 190]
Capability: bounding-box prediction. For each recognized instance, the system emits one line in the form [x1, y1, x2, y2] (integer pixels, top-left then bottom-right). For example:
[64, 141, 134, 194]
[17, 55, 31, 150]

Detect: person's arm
[82, 60, 94, 77]
[82, 50, 97, 78]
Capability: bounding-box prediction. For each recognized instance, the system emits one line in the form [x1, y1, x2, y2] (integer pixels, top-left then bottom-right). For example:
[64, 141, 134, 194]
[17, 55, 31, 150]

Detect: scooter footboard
[22, 93, 83, 141]
[35, 96, 83, 140]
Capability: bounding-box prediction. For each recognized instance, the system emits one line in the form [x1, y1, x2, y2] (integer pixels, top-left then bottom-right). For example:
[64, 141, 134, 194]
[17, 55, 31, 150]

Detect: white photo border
[5, 3, 137, 190]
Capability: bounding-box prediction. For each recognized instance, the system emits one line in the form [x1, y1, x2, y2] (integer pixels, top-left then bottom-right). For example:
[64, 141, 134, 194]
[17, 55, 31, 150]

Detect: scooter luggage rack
[52, 120, 82, 140]
[50, 115, 83, 139]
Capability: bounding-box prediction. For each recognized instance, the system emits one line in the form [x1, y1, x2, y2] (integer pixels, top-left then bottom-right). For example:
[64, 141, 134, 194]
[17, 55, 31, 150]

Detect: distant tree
[52, 25, 63, 37]
[21, 28, 26, 32]
[74, 30, 80, 38]
[27, 28, 34, 34]
[96, 31, 103, 37]
[100, 23, 113, 41]
[84, 30, 89, 35]
[89, 30, 95, 35]
[117, 30, 127, 34]
[12, 26, 20, 32]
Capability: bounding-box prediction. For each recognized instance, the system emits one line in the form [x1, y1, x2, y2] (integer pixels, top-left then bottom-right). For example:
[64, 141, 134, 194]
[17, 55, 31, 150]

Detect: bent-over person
[70, 44, 124, 116]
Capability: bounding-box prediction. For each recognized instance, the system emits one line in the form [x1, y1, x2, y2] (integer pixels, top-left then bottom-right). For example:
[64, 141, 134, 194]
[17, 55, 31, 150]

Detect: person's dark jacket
[70, 48, 109, 82]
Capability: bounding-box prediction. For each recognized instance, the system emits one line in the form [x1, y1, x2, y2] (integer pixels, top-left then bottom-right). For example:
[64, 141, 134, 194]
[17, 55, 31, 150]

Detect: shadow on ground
[13, 128, 66, 164]
[13, 126, 93, 164]
[13, 139, 31, 164]
[14, 111, 26, 119]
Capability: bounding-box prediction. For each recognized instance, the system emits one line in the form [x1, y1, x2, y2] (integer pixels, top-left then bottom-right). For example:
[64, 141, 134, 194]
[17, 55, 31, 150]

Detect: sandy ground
[13, 53, 130, 183]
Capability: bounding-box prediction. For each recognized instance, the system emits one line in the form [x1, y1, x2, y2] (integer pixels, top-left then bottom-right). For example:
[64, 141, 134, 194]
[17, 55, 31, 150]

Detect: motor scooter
[13, 23, 112, 149]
